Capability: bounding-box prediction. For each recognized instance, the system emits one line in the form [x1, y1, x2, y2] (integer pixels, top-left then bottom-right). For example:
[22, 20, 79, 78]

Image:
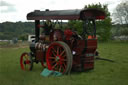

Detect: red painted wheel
[46, 41, 73, 74]
[20, 52, 33, 71]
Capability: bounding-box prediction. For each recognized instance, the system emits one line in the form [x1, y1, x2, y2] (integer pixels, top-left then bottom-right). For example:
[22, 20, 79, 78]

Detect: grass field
[0, 42, 128, 85]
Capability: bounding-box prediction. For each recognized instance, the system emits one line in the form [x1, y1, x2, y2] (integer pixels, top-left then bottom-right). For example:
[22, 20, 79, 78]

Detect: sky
[0, 0, 122, 22]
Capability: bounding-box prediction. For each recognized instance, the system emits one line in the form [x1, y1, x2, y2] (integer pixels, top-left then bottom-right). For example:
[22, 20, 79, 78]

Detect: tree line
[0, 22, 34, 40]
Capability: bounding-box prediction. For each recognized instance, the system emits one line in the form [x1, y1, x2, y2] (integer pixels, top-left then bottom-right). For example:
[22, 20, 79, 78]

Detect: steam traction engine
[20, 8, 105, 74]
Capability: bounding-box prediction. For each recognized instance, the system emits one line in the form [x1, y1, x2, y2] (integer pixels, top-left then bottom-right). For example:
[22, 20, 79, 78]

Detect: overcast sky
[0, 0, 122, 22]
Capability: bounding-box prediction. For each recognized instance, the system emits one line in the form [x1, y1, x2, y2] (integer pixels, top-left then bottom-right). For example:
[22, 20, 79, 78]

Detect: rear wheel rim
[46, 41, 72, 74]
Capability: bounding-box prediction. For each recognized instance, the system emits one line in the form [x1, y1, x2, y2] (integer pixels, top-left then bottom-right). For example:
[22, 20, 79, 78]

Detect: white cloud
[0, 0, 13, 6]
[0, 1, 16, 13]
[0, 0, 122, 22]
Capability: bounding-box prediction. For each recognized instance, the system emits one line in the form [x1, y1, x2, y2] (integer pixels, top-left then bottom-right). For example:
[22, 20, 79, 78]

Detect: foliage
[113, 0, 128, 24]
[68, 20, 83, 34]
[112, 0, 128, 37]
[111, 24, 128, 36]
[68, 3, 112, 41]
[18, 34, 29, 41]
[0, 21, 34, 40]
[85, 3, 112, 41]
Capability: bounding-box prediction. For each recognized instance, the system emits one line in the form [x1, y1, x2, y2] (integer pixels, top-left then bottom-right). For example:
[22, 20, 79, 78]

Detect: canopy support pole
[35, 20, 40, 42]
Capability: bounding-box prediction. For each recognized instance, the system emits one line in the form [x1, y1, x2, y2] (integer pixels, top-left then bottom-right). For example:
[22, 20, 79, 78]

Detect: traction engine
[20, 8, 105, 74]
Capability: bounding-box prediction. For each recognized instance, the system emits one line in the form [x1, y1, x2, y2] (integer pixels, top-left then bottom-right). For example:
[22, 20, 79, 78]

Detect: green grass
[0, 42, 128, 85]
[0, 41, 10, 46]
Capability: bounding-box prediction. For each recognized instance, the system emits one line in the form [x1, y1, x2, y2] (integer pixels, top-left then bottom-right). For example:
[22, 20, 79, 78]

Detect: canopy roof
[27, 8, 105, 20]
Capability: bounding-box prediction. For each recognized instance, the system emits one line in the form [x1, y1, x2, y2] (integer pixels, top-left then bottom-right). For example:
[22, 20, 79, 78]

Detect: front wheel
[20, 52, 33, 71]
[46, 41, 73, 74]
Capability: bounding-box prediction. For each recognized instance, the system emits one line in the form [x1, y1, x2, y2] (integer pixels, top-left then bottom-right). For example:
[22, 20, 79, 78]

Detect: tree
[85, 3, 112, 41]
[112, 0, 128, 36]
[68, 3, 112, 41]
[0, 22, 34, 40]
[113, 0, 128, 24]
[18, 34, 28, 41]
[68, 20, 83, 34]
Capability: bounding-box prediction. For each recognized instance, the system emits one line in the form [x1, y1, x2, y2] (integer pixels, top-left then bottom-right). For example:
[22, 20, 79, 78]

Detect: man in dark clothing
[43, 20, 53, 35]
[40, 20, 53, 42]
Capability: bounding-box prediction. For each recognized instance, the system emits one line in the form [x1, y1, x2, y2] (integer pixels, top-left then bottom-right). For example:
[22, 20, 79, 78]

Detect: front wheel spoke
[26, 60, 30, 64]
[25, 55, 29, 60]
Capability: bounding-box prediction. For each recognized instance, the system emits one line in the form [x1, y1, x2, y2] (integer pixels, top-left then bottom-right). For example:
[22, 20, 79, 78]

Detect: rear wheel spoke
[62, 54, 66, 58]
[60, 64, 65, 70]
[57, 47, 59, 55]
[61, 58, 67, 62]
[49, 56, 55, 59]
[51, 47, 57, 54]
[59, 66, 62, 72]
[59, 50, 65, 57]
[63, 63, 66, 69]
[52, 51, 56, 57]
[50, 60, 56, 64]
[52, 63, 57, 69]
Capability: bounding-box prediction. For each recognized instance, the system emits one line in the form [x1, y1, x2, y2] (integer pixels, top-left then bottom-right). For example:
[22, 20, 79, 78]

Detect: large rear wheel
[46, 41, 73, 74]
